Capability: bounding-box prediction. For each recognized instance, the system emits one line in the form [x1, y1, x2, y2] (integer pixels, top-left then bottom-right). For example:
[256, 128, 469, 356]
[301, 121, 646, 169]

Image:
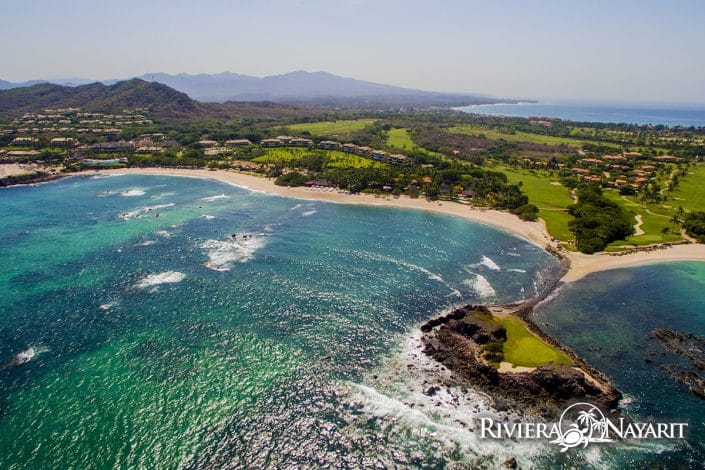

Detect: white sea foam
[155, 230, 171, 238]
[301, 210, 317, 217]
[201, 194, 230, 202]
[137, 240, 157, 246]
[291, 203, 304, 210]
[99, 301, 119, 311]
[5, 346, 49, 368]
[201, 215, 216, 220]
[91, 173, 125, 179]
[135, 271, 186, 290]
[479, 255, 501, 271]
[463, 274, 496, 298]
[344, 331, 548, 467]
[200, 233, 266, 271]
[150, 191, 176, 200]
[507, 268, 527, 273]
[120, 203, 174, 220]
[121, 188, 146, 197]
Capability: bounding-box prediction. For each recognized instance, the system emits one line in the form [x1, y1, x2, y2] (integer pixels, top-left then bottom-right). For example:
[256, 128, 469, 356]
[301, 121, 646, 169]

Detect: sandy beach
[90, 167, 705, 283]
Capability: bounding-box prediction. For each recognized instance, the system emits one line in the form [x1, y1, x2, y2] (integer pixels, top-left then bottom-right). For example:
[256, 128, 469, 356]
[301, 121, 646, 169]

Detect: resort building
[371, 150, 388, 162]
[261, 138, 283, 147]
[289, 137, 314, 148]
[387, 154, 410, 166]
[318, 140, 341, 150]
[50, 137, 77, 148]
[6, 150, 41, 158]
[11, 137, 39, 146]
[225, 139, 252, 147]
[197, 140, 219, 147]
[342, 143, 360, 153]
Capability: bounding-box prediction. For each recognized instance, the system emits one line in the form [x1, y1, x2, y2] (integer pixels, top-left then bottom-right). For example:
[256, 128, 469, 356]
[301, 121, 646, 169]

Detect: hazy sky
[2, 0, 704, 103]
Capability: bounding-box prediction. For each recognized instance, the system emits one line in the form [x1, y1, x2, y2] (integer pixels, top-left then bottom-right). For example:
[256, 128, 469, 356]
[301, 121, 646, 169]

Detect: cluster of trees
[270, 158, 534, 216]
[568, 185, 635, 253]
[684, 211, 705, 243]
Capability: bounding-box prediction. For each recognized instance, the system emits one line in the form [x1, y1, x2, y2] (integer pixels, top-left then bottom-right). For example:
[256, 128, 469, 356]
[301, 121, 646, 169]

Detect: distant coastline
[456, 101, 705, 127]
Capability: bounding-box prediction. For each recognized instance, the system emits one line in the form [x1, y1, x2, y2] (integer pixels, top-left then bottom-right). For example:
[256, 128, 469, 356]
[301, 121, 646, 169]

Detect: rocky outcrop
[421, 305, 621, 418]
[650, 328, 705, 399]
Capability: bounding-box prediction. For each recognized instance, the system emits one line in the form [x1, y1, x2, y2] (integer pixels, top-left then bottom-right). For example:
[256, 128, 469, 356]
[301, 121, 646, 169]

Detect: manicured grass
[602, 191, 682, 249]
[495, 316, 572, 367]
[385, 128, 446, 159]
[282, 119, 376, 136]
[386, 128, 419, 150]
[670, 163, 705, 213]
[252, 147, 384, 169]
[448, 124, 615, 149]
[495, 166, 575, 242]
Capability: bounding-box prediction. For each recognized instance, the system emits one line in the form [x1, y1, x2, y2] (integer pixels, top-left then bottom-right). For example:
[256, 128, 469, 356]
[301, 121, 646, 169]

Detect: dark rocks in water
[504, 457, 518, 469]
[421, 305, 621, 417]
[423, 385, 440, 396]
[651, 328, 705, 400]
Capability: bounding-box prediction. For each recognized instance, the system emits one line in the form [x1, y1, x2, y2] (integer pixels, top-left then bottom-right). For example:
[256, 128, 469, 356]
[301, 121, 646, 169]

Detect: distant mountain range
[0, 79, 328, 121]
[0, 71, 516, 106]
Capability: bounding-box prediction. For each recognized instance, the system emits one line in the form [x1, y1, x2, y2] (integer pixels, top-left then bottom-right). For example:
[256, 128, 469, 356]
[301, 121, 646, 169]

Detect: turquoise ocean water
[0, 174, 561, 468]
[1, 174, 703, 467]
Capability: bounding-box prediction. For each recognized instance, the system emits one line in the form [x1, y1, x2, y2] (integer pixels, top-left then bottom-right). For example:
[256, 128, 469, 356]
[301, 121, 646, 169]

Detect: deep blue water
[459, 102, 705, 126]
[0, 174, 561, 468]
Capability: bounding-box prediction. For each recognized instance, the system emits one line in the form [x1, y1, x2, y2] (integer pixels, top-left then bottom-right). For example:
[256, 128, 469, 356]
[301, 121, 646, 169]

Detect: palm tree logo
[551, 403, 613, 452]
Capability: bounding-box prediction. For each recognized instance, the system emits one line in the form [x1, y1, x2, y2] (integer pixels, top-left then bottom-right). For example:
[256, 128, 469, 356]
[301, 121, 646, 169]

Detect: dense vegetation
[684, 211, 705, 243]
[568, 185, 635, 253]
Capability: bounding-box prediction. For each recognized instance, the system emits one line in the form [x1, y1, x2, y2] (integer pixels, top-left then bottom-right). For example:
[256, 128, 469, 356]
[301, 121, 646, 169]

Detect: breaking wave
[479, 255, 501, 271]
[121, 188, 146, 197]
[200, 233, 267, 271]
[135, 271, 186, 290]
[463, 274, 496, 298]
[345, 332, 548, 467]
[201, 194, 231, 202]
[301, 210, 317, 217]
[3, 346, 49, 368]
[120, 203, 174, 220]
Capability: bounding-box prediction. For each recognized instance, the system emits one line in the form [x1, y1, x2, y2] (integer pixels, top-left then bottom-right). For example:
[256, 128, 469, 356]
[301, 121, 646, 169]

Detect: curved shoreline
[82, 167, 705, 283]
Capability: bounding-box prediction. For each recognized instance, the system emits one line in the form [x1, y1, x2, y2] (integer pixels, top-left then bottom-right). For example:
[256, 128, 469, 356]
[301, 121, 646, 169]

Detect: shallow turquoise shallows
[0, 174, 561, 468]
[532, 263, 705, 468]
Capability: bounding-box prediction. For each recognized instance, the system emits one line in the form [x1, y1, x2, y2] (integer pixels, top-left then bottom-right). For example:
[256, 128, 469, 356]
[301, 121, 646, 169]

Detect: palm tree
[670, 214, 681, 228]
[661, 226, 670, 241]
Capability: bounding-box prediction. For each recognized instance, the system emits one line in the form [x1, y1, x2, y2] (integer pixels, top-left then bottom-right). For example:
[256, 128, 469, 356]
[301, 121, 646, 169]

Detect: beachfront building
[304, 179, 333, 188]
[318, 140, 341, 150]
